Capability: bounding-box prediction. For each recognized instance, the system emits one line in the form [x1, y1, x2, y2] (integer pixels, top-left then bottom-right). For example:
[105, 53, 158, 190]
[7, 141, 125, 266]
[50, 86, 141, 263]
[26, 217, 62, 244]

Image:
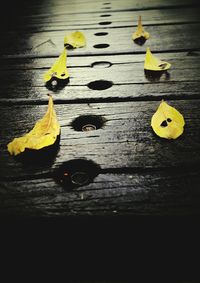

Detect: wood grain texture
[0, 169, 200, 217]
[1, 23, 200, 58]
[0, 52, 199, 101]
[1, 0, 200, 217]
[3, 7, 200, 32]
[0, 100, 200, 178]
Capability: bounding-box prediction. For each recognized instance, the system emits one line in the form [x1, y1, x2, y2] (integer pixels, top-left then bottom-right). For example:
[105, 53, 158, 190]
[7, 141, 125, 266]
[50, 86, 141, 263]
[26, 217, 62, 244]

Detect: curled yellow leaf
[44, 49, 69, 82]
[144, 47, 171, 71]
[7, 95, 60, 156]
[151, 101, 185, 139]
[132, 16, 150, 43]
[64, 31, 86, 49]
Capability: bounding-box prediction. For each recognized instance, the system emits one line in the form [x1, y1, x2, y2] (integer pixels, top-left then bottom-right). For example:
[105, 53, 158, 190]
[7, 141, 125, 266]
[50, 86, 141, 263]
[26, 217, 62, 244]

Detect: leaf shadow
[144, 70, 170, 82]
[14, 135, 60, 172]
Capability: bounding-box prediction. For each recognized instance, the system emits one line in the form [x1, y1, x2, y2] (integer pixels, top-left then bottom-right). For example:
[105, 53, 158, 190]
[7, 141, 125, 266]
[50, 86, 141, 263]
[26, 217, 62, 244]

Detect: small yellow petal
[64, 31, 86, 49]
[132, 16, 150, 41]
[144, 48, 171, 71]
[151, 101, 185, 139]
[7, 95, 60, 155]
[43, 49, 69, 82]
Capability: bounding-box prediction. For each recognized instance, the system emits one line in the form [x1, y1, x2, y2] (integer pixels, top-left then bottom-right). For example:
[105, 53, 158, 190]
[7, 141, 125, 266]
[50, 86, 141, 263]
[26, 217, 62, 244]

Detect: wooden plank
[0, 100, 200, 178]
[1, 53, 200, 86]
[1, 23, 200, 58]
[4, 0, 198, 19]
[0, 169, 200, 217]
[2, 52, 199, 69]
[0, 52, 199, 101]
[0, 82, 199, 103]
[4, 7, 200, 31]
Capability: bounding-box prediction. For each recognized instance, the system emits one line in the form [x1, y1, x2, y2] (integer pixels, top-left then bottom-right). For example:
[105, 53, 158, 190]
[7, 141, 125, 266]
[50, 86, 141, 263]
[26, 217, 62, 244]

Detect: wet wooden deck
[0, 0, 200, 218]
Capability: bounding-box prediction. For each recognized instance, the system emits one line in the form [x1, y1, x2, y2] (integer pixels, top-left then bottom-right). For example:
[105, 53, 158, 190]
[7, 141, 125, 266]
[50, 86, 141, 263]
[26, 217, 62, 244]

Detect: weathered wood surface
[3, 7, 200, 31]
[1, 23, 200, 58]
[1, 100, 200, 178]
[1, 169, 200, 217]
[2, 0, 199, 21]
[0, 52, 200, 101]
[1, 0, 200, 217]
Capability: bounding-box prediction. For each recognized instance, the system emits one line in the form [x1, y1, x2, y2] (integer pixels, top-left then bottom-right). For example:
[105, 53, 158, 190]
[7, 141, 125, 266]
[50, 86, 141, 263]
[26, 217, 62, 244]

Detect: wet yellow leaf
[144, 47, 171, 71]
[151, 101, 185, 139]
[7, 95, 60, 156]
[44, 49, 69, 82]
[64, 31, 86, 49]
[132, 16, 150, 41]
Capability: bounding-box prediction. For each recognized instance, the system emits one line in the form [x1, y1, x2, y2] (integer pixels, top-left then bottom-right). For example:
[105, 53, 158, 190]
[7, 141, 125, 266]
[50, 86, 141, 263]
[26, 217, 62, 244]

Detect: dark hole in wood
[64, 43, 74, 49]
[102, 7, 111, 9]
[93, 43, 110, 49]
[103, 2, 111, 4]
[99, 21, 112, 25]
[167, 118, 172, 123]
[100, 14, 111, 17]
[71, 115, 105, 131]
[45, 77, 69, 91]
[134, 37, 146, 46]
[87, 80, 113, 90]
[54, 159, 101, 189]
[160, 120, 168, 127]
[91, 61, 112, 68]
[94, 32, 108, 36]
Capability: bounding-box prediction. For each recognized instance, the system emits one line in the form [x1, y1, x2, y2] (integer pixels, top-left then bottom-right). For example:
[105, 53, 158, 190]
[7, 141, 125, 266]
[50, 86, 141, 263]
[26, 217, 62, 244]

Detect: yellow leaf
[132, 16, 150, 42]
[7, 95, 60, 156]
[144, 47, 171, 71]
[43, 49, 69, 82]
[64, 31, 86, 49]
[151, 101, 185, 139]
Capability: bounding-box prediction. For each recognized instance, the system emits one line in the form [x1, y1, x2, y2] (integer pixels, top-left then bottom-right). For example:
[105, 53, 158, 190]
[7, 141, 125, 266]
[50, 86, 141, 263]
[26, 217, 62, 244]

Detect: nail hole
[93, 43, 110, 49]
[94, 32, 108, 36]
[100, 14, 111, 17]
[71, 115, 106, 132]
[99, 21, 112, 25]
[160, 120, 168, 127]
[45, 77, 69, 91]
[54, 159, 101, 189]
[167, 118, 172, 122]
[87, 80, 113, 90]
[91, 61, 112, 68]
[134, 37, 146, 46]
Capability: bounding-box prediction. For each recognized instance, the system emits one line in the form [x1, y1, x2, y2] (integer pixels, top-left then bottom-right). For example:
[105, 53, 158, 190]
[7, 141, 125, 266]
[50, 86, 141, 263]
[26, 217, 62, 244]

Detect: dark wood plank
[0, 100, 200, 178]
[1, 23, 200, 58]
[1, 83, 200, 103]
[5, 7, 200, 31]
[6, 0, 198, 18]
[1, 169, 200, 217]
[1, 53, 200, 86]
[0, 52, 199, 101]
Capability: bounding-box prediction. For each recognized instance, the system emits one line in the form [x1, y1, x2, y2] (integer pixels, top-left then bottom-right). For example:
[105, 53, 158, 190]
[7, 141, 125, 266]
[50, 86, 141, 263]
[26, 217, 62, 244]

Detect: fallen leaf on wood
[43, 49, 69, 82]
[64, 31, 86, 49]
[132, 16, 150, 44]
[144, 48, 171, 71]
[7, 95, 60, 156]
[151, 101, 185, 139]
